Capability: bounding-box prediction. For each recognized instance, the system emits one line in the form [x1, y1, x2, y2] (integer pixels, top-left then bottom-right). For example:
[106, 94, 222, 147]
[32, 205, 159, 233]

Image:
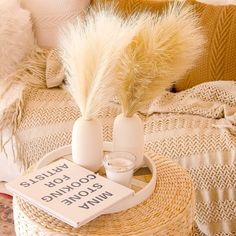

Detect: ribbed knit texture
[175, 2, 236, 91]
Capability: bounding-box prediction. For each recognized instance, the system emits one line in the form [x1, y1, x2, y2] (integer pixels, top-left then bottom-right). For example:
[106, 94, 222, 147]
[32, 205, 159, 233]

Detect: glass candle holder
[103, 152, 136, 188]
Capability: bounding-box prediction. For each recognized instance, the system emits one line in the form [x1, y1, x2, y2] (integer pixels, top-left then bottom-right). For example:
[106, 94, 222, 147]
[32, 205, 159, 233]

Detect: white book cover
[6, 159, 134, 227]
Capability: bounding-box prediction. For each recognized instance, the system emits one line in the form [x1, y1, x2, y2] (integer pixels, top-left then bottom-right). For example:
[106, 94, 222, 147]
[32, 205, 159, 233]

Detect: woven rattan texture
[13, 152, 194, 236]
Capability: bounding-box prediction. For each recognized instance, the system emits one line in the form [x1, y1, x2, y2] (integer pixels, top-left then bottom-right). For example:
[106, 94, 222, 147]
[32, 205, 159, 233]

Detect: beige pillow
[0, 0, 35, 80]
[21, 0, 90, 49]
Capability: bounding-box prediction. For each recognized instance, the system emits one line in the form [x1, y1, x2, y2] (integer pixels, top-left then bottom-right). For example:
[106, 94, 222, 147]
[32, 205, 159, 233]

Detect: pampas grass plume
[60, 8, 143, 120]
[117, 2, 206, 116]
[60, 2, 205, 119]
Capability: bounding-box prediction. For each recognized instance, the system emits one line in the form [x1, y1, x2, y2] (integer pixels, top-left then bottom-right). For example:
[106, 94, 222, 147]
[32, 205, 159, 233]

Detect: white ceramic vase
[112, 113, 144, 169]
[72, 117, 103, 172]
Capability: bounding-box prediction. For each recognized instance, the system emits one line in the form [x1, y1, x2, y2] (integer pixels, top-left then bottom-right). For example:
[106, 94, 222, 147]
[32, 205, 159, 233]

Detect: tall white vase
[112, 113, 144, 169]
[72, 117, 103, 172]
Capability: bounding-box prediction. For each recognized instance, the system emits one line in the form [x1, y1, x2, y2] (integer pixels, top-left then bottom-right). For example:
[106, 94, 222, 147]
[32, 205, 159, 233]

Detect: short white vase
[112, 113, 144, 169]
[72, 117, 103, 172]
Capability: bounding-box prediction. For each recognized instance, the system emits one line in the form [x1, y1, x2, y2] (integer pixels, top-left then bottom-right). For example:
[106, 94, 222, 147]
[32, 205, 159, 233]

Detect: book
[6, 159, 134, 227]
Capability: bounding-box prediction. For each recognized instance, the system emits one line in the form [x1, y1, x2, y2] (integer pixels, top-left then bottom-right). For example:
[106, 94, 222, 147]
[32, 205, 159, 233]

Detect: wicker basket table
[13, 151, 194, 236]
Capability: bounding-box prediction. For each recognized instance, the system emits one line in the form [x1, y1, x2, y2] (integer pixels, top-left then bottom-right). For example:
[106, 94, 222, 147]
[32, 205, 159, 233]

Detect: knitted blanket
[143, 81, 236, 236]
[0, 48, 64, 159]
[12, 80, 236, 235]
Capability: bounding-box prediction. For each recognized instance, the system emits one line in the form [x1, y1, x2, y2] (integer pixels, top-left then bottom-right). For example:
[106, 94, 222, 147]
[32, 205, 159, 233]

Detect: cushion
[21, 0, 91, 49]
[0, 0, 35, 80]
[175, 2, 236, 91]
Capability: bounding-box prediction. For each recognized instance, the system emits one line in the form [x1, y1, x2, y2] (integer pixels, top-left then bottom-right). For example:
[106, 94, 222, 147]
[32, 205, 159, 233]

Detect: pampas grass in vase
[60, 8, 143, 171]
[113, 3, 205, 168]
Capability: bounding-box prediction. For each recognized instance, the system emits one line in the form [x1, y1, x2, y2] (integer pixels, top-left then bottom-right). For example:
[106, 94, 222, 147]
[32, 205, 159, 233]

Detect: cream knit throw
[0, 47, 64, 157]
[12, 80, 236, 235]
[142, 81, 236, 235]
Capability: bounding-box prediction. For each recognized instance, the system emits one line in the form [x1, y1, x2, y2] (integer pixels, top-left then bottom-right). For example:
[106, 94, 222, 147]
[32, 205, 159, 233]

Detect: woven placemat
[14, 152, 194, 236]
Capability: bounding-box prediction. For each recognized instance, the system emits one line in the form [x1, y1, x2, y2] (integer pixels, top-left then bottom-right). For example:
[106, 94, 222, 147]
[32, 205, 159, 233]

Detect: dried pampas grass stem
[60, 2, 205, 119]
[117, 2, 205, 117]
[60, 8, 142, 120]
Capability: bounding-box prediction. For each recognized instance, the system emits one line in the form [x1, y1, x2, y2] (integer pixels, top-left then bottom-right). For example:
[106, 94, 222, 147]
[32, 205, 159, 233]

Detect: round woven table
[13, 151, 194, 236]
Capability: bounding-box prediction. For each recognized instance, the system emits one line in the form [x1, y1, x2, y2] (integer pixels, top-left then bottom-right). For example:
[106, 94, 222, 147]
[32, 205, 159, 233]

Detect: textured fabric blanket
[0, 48, 64, 158]
[12, 80, 236, 235]
[142, 81, 236, 236]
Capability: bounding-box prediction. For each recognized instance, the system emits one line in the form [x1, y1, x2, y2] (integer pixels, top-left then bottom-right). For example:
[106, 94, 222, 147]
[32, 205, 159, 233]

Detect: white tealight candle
[107, 158, 133, 171]
[103, 152, 136, 188]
